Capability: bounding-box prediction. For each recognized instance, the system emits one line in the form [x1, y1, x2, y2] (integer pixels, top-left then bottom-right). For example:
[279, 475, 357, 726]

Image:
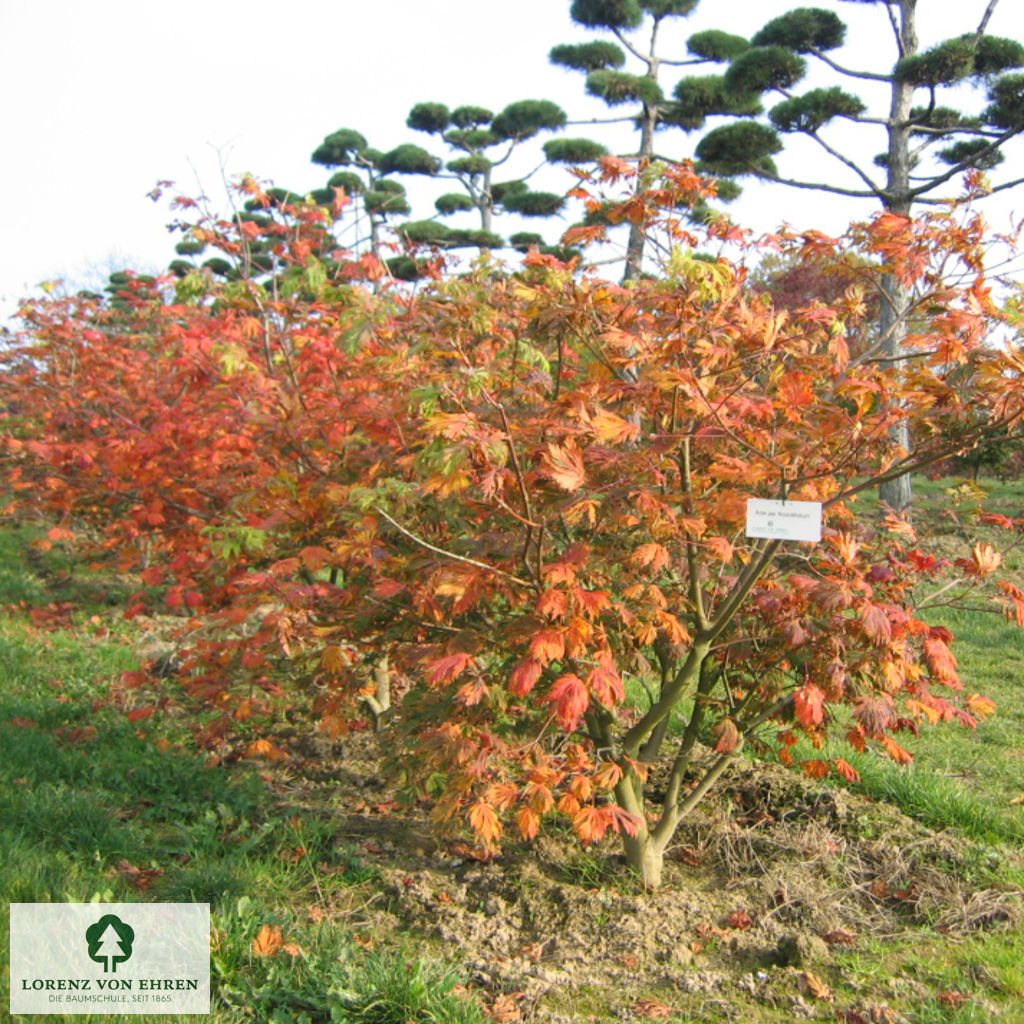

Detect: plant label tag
[745, 498, 822, 542]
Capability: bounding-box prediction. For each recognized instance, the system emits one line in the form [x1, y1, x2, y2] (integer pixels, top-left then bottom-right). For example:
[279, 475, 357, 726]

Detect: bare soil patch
[258, 729, 1023, 1022]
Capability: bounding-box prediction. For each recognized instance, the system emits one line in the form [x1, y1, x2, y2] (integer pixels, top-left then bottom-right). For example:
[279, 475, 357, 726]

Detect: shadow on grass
[0, 623, 269, 909]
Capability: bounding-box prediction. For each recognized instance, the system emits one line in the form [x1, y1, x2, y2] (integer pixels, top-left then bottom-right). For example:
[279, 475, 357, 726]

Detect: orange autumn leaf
[546, 673, 589, 730]
[245, 738, 289, 762]
[966, 692, 996, 718]
[794, 683, 826, 728]
[540, 440, 586, 492]
[251, 924, 284, 957]
[468, 800, 502, 846]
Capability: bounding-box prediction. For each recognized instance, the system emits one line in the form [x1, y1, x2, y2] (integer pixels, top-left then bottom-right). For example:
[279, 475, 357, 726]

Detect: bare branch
[375, 507, 533, 588]
[808, 48, 891, 83]
[974, 0, 1000, 41]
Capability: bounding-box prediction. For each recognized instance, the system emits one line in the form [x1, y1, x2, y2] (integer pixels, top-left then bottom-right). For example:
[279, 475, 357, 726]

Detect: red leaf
[468, 800, 502, 846]
[794, 683, 826, 727]
[834, 758, 861, 783]
[529, 629, 566, 666]
[713, 718, 741, 754]
[546, 674, 589, 730]
[630, 542, 671, 573]
[126, 706, 156, 723]
[425, 652, 475, 687]
[725, 910, 753, 930]
[801, 759, 831, 779]
[509, 657, 543, 697]
[252, 924, 284, 957]
[861, 603, 892, 646]
[586, 653, 624, 708]
[516, 806, 540, 841]
[881, 735, 914, 765]
[924, 635, 959, 687]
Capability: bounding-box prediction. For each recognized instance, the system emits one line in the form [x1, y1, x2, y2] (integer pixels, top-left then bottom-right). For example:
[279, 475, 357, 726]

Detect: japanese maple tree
[4, 163, 1024, 888]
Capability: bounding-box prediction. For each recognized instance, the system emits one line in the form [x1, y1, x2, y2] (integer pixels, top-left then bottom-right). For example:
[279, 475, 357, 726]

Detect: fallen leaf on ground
[799, 970, 833, 1001]
[630, 999, 674, 1018]
[251, 924, 284, 957]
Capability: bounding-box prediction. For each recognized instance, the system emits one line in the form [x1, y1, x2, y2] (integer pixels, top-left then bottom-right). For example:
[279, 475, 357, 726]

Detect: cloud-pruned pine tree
[552, 0, 1024, 508]
[309, 128, 418, 275]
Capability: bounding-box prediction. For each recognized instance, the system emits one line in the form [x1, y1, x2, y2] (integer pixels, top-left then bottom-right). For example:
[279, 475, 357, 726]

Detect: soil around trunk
[266, 729, 1023, 1022]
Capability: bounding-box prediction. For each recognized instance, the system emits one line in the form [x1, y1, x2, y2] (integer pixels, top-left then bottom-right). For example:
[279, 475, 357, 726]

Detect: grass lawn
[2, 477, 1023, 1023]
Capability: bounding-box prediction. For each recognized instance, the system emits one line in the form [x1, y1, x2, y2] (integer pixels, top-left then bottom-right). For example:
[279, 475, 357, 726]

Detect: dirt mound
[274, 732, 1022, 1022]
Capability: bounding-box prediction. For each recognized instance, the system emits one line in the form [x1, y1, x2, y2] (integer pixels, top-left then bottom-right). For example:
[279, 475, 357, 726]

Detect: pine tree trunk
[623, 102, 657, 283]
[879, 0, 917, 512]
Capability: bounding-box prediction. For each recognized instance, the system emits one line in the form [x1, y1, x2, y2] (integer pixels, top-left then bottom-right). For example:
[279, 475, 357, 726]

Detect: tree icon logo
[85, 914, 135, 973]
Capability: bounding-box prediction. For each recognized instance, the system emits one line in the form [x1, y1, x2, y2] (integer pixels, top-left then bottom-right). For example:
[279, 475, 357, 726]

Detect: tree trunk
[621, 827, 665, 889]
[879, 0, 918, 512]
[623, 101, 657, 283]
[878, 273, 914, 511]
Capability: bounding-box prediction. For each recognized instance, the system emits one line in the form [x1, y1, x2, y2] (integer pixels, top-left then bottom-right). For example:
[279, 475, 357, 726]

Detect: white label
[745, 498, 822, 542]
[10, 903, 210, 1014]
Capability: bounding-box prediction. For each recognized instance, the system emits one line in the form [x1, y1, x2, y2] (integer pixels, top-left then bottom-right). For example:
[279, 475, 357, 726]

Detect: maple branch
[374, 507, 532, 588]
[490, 397, 542, 584]
[678, 439, 709, 631]
[621, 640, 710, 757]
[704, 538, 784, 645]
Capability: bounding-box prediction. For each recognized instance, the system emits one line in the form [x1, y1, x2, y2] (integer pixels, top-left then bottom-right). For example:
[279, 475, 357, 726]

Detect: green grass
[3, 478, 1024, 1023]
[0, 529, 486, 1024]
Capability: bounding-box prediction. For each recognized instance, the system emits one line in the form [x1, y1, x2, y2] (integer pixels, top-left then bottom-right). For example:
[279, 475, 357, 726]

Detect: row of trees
[5, 165, 1023, 886]
[163, 1, 1024, 509]
[168, 1, 1024, 289]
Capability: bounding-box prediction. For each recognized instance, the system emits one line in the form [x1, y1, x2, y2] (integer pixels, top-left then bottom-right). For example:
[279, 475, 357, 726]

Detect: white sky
[1, 0, 1022, 321]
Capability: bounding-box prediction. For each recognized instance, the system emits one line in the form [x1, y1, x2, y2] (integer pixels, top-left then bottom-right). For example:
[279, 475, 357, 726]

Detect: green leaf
[491, 99, 567, 140]
[725, 46, 807, 94]
[447, 155, 493, 175]
[669, 75, 762, 129]
[450, 105, 494, 128]
[407, 102, 451, 133]
[984, 72, 1024, 128]
[686, 30, 750, 62]
[328, 171, 364, 194]
[543, 138, 608, 163]
[400, 220, 454, 245]
[586, 70, 664, 106]
[550, 41, 626, 71]
[311, 128, 368, 167]
[435, 193, 476, 216]
[501, 191, 565, 217]
[751, 7, 846, 53]
[570, 0, 643, 30]
[896, 38, 976, 86]
[509, 232, 545, 252]
[696, 122, 782, 176]
[770, 86, 866, 133]
[639, 0, 698, 16]
[377, 144, 442, 176]
[972, 35, 1024, 77]
[937, 139, 1004, 170]
[491, 179, 529, 203]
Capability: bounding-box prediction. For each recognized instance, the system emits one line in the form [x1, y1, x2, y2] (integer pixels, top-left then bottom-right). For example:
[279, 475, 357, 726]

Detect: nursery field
[2, 477, 1024, 1024]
